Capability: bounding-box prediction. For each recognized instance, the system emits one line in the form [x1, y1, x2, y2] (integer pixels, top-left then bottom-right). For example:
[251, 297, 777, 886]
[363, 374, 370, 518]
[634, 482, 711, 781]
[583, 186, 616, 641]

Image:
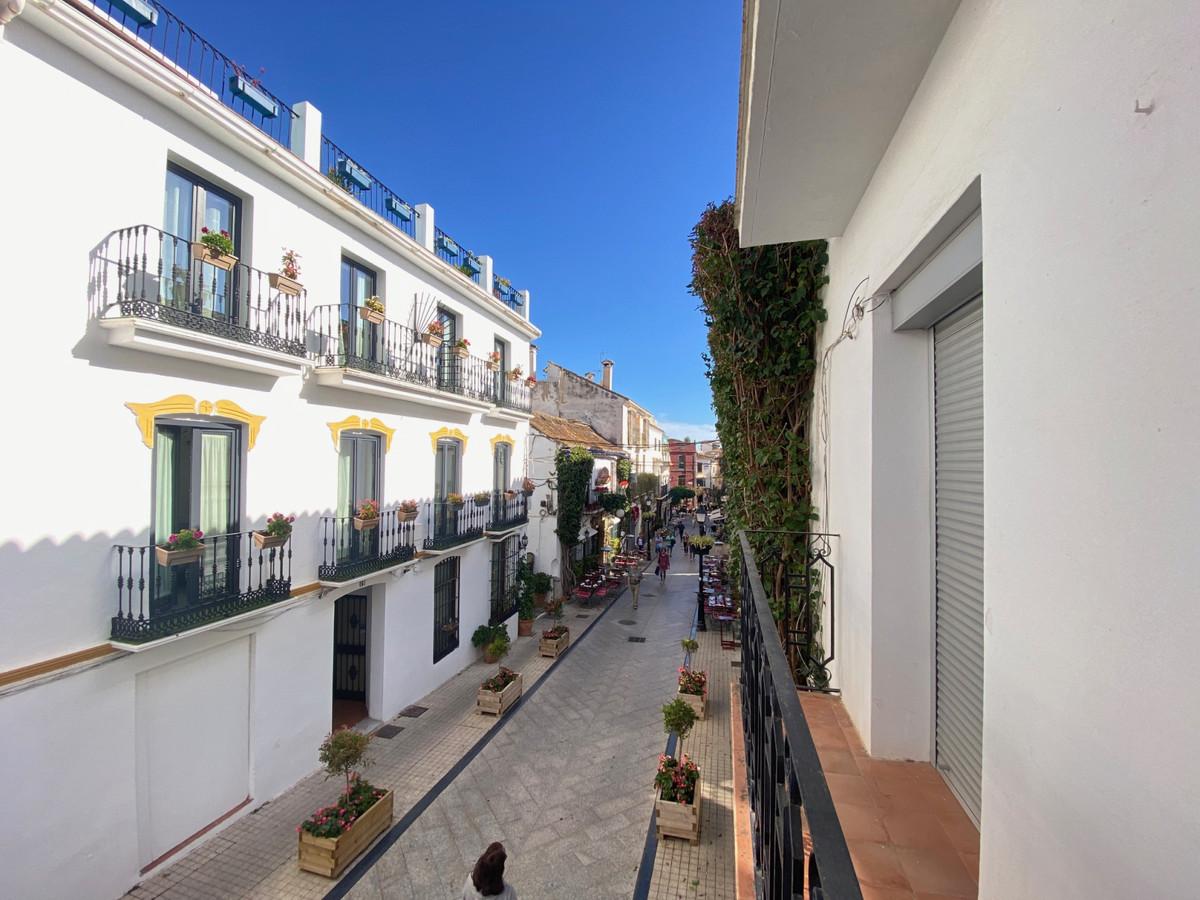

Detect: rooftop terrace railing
[319, 136, 418, 241]
[492, 275, 524, 312]
[433, 228, 483, 286]
[738, 530, 861, 900]
[82, 0, 296, 149]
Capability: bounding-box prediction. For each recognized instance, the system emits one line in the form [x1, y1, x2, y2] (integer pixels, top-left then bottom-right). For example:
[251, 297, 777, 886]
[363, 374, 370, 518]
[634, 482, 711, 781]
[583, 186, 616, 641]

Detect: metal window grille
[433, 556, 460, 662]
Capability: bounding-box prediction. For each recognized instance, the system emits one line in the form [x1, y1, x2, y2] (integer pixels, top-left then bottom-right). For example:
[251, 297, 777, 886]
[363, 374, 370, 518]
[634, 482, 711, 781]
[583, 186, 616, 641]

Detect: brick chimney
[601, 359, 614, 390]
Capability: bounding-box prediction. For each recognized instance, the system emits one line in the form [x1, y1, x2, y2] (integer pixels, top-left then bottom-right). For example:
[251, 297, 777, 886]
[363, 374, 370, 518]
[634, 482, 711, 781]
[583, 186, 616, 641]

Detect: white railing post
[479, 255, 495, 296]
[290, 101, 322, 169]
[415, 204, 436, 252]
[520, 289, 532, 321]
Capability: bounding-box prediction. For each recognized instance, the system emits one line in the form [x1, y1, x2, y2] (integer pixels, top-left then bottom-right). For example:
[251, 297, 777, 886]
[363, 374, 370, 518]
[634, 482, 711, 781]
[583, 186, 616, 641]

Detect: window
[490, 537, 519, 625]
[678, 454, 686, 468]
[493, 440, 511, 494]
[337, 432, 382, 563]
[437, 307, 458, 391]
[678, 475, 686, 486]
[341, 257, 378, 362]
[434, 437, 462, 540]
[162, 163, 242, 319]
[433, 557, 460, 662]
[494, 337, 508, 403]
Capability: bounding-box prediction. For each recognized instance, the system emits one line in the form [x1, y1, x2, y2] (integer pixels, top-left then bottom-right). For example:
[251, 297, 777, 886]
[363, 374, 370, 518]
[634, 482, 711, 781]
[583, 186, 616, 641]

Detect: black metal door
[333, 594, 368, 700]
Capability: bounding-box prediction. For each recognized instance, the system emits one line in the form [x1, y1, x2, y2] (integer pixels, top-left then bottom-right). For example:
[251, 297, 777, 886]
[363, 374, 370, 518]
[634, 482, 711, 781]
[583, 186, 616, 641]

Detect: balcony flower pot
[486, 360, 500, 372]
[507, 372, 521, 382]
[112, 0, 158, 27]
[337, 158, 372, 191]
[385, 196, 413, 221]
[539, 627, 570, 658]
[477, 669, 522, 717]
[397, 506, 418, 523]
[155, 544, 205, 567]
[437, 234, 461, 256]
[472, 495, 491, 508]
[353, 516, 379, 531]
[654, 777, 701, 844]
[420, 332, 443, 348]
[297, 790, 394, 878]
[253, 531, 287, 550]
[269, 272, 303, 297]
[358, 307, 385, 325]
[229, 75, 279, 118]
[503, 490, 517, 500]
[453, 346, 470, 360]
[463, 257, 481, 276]
[191, 241, 238, 272]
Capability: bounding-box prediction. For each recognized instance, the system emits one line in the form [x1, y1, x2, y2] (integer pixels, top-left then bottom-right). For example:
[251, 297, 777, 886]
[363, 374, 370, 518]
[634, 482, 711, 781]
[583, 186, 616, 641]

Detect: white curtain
[199, 432, 231, 536]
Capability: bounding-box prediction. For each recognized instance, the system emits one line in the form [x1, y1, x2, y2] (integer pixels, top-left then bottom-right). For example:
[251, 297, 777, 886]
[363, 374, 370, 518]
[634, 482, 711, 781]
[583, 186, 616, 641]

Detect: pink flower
[168, 534, 177, 543]
[194, 529, 204, 539]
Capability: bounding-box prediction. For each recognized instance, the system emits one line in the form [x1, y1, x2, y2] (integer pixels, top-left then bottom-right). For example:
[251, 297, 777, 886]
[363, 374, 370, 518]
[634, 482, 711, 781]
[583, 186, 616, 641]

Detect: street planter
[385, 196, 413, 221]
[654, 778, 701, 844]
[358, 307, 385, 325]
[477, 670, 522, 717]
[353, 516, 379, 531]
[676, 689, 706, 721]
[229, 75, 279, 118]
[297, 790, 394, 878]
[338, 158, 372, 191]
[155, 544, 205, 567]
[191, 242, 238, 272]
[539, 627, 570, 658]
[420, 332, 443, 348]
[269, 272, 303, 296]
[252, 531, 287, 550]
[517, 617, 533, 638]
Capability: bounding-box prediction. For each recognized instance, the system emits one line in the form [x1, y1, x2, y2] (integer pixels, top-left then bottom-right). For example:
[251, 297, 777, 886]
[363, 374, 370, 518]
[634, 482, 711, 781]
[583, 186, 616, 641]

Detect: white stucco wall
[805, 1, 1200, 896]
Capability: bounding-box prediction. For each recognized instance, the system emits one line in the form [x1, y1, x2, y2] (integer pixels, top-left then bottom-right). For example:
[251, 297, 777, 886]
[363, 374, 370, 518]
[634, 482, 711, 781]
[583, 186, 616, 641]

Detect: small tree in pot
[655, 698, 701, 842]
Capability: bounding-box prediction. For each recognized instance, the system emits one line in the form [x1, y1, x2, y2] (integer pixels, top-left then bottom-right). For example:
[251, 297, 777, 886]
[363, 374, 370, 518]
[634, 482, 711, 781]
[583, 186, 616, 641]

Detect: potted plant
[681, 638, 699, 655]
[471, 624, 510, 664]
[353, 499, 380, 531]
[297, 728, 393, 878]
[655, 699, 701, 843]
[522, 477, 535, 496]
[676, 666, 708, 720]
[445, 492, 465, 509]
[397, 500, 419, 523]
[359, 296, 386, 325]
[254, 512, 294, 549]
[525, 375, 537, 386]
[507, 365, 523, 383]
[477, 665, 522, 717]
[156, 527, 205, 567]
[486, 350, 502, 372]
[530, 571, 553, 609]
[192, 227, 237, 271]
[689, 535, 715, 552]
[472, 490, 492, 508]
[503, 487, 517, 500]
[269, 248, 303, 296]
[516, 560, 535, 637]
[539, 623, 570, 658]
[452, 338, 471, 360]
[421, 320, 444, 348]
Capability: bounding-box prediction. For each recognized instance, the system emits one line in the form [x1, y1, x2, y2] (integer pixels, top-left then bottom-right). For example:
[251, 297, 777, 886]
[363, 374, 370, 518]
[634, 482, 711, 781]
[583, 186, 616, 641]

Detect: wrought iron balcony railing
[738, 531, 860, 899]
[494, 374, 533, 412]
[309, 305, 500, 405]
[111, 530, 292, 644]
[492, 275, 524, 311]
[320, 136, 417, 241]
[489, 537, 521, 626]
[488, 490, 529, 531]
[317, 506, 416, 582]
[434, 227, 482, 286]
[89, 225, 307, 357]
[423, 498, 488, 551]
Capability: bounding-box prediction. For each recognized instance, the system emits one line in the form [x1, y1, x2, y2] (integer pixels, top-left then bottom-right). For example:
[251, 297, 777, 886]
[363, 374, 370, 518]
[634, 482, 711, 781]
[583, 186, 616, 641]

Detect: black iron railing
[492, 275, 524, 311]
[112, 530, 291, 643]
[739, 531, 861, 900]
[488, 491, 529, 531]
[424, 499, 487, 550]
[489, 537, 521, 625]
[90, 225, 307, 356]
[320, 136, 417, 240]
[317, 506, 416, 582]
[494, 374, 533, 412]
[309, 305, 497, 404]
[433, 227, 482, 286]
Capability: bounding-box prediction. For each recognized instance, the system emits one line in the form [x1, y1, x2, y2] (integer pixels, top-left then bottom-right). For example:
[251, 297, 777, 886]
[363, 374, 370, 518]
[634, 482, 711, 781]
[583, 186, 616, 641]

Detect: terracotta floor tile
[826, 773, 880, 809]
[860, 886, 916, 900]
[836, 803, 890, 843]
[817, 747, 862, 776]
[895, 845, 977, 898]
[847, 841, 911, 891]
[935, 808, 980, 856]
[881, 810, 958, 851]
[915, 894, 970, 900]
[958, 852, 979, 881]
[859, 758, 926, 782]
[809, 724, 850, 750]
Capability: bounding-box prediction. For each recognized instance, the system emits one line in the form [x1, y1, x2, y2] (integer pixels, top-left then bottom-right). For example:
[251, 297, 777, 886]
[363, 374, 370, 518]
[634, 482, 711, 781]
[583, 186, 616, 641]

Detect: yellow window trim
[429, 427, 469, 453]
[126, 395, 266, 449]
[327, 415, 396, 453]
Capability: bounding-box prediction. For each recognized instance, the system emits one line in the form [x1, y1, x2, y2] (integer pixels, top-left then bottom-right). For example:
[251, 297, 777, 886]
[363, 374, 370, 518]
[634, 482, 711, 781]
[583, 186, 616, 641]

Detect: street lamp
[693, 541, 710, 631]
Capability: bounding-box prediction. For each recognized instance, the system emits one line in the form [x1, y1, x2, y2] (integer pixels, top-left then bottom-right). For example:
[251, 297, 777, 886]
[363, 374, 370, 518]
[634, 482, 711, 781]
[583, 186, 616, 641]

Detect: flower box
[419, 332, 443, 348]
[338, 158, 372, 191]
[191, 242, 238, 272]
[486, 360, 500, 372]
[397, 507, 418, 523]
[353, 516, 379, 531]
[385, 196, 413, 221]
[463, 256, 481, 276]
[253, 531, 287, 550]
[654, 778, 701, 844]
[507, 372, 521, 382]
[453, 346, 470, 360]
[477, 672, 522, 717]
[297, 790, 394, 878]
[539, 629, 570, 658]
[676, 689, 706, 721]
[111, 0, 158, 27]
[269, 272, 303, 296]
[436, 234, 460, 256]
[358, 307, 385, 325]
[155, 544, 205, 567]
[472, 496, 491, 508]
[229, 75, 279, 118]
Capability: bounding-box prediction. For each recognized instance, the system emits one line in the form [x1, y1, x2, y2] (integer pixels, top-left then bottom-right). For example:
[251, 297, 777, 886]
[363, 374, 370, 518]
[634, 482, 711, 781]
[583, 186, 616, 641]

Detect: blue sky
[167, 0, 738, 439]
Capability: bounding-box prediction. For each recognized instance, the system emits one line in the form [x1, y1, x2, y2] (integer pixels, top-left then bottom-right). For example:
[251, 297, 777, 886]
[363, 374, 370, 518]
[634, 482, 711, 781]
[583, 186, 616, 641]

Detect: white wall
[805, 1, 1200, 896]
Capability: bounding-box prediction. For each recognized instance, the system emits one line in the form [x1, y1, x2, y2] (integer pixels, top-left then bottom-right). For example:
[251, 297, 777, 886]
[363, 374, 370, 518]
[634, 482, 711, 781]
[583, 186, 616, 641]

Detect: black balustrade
[317, 505, 416, 582]
[488, 490, 529, 531]
[424, 499, 487, 550]
[489, 538, 521, 625]
[320, 136, 417, 240]
[491, 275, 524, 311]
[89, 225, 307, 356]
[494, 373, 534, 412]
[111, 530, 292, 643]
[738, 531, 861, 899]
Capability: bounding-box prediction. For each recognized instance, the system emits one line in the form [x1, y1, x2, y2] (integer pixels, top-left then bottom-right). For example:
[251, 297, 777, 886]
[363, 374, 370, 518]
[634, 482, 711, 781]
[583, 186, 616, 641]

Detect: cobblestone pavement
[344, 546, 705, 900]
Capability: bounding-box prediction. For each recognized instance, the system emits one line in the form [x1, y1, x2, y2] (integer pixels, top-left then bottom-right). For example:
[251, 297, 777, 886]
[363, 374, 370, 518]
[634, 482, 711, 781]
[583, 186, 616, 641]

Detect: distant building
[668, 439, 696, 490]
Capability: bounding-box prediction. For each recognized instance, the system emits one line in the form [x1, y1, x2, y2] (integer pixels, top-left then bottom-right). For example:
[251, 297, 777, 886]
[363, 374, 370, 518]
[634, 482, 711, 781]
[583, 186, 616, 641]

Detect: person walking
[677, 520, 686, 541]
[657, 546, 670, 584]
[667, 532, 676, 556]
[463, 842, 517, 899]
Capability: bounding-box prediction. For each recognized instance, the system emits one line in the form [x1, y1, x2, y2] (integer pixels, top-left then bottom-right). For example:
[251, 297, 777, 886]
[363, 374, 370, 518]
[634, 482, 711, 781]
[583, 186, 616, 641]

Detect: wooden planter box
[353, 516, 379, 531]
[297, 790, 394, 878]
[252, 531, 287, 550]
[539, 629, 570, 658]
[269, 272, 303, 296]
[477, 672, 522, 717]
[155, 544, 205, 567]
[654, 778, 702, 844]
[420, 332, 443, 348]
[191, 242, 238, 272]
[358, 307, 385, 325]
[677, 689, 706, 720]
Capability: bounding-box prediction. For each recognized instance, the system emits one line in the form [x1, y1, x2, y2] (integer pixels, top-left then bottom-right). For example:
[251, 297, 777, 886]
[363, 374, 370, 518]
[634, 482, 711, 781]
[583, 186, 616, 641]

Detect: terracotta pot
[483, 646, 502, 664]
[453, 346, 470, 359]
[420, 332, 443, 348]
[353, 516, 379, 531]
[517, 618, 533, 637]
[486, 361, 500, 371]
[268, 272, 303, 296]
[191, 242, 237, 271]
[253, 531, 287, 550]
[358, 307, 385, 325]
[397, 508, 418, 522]
[155, 544, 205, 567]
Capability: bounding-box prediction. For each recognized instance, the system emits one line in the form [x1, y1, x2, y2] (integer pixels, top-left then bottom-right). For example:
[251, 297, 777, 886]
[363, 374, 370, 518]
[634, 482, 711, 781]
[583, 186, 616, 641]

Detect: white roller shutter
[933, 297, 984, 823]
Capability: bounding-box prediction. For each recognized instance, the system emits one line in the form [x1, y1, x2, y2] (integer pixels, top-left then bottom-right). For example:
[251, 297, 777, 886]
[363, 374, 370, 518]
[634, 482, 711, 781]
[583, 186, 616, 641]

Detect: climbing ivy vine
[690, 199, 830, 685]
[554, 446, 594, 590]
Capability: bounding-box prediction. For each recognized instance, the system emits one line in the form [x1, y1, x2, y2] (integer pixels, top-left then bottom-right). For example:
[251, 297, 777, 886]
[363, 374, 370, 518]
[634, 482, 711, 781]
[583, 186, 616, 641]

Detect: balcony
[320, 136, 417, 242]
[89, 225, 308, 376]
[309, 305, 522, 413]
[491, 374, 534, 420]
[111, 530, 292, 646]
[317, 505, 417, 584]
[486, 490, 529, 536]
[422, 499, 489, 551]
[492, 275, 524, 312]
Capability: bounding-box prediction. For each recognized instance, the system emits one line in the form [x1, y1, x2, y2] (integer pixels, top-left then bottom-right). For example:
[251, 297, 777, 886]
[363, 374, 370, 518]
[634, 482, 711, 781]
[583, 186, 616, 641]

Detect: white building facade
[0, 2, 538, 897]
[739, 1, 1200, 897]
